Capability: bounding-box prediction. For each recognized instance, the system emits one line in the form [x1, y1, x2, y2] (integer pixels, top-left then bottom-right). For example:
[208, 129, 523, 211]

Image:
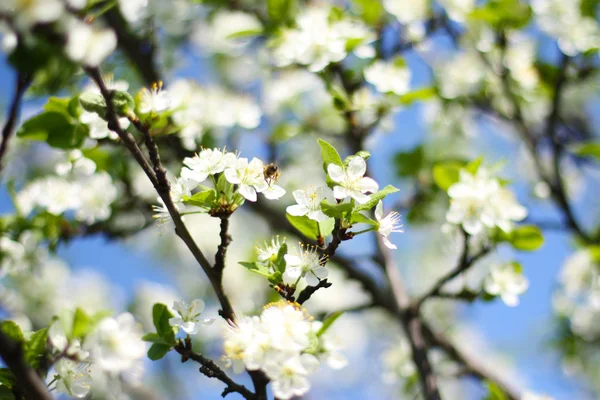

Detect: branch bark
[0, 72, 32, 174]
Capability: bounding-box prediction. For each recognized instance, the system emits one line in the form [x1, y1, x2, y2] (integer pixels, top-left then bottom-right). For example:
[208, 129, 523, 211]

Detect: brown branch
[0, 72, 32, 174]
[214, 215, 232, 280]
[175, 339, 255, 399]
[85, 67, 236, 322]
[0, 330, 53, 400]
[296, 279, 332, 305]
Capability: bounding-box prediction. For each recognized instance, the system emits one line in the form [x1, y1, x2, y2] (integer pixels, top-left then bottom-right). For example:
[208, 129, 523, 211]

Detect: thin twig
[214, 215, 232, 280]
[174, 340, 255, 399]
[0, 72, 32, 174]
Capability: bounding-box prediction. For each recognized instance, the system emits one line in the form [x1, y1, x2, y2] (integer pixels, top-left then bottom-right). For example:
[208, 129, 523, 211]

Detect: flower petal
[287, 204, 309, 216]
[327, 164, 345, 183]
[347, 157, 366, 179]
[356, 177, 379, 193]
[238, 184, 257, 202]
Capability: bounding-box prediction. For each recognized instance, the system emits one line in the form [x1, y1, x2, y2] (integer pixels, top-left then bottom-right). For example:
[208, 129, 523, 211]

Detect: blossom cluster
[16, 150, 118, 224]
[48, 312, 146, 398]
[445, 166, 527, 235]
[223, 302, 346, 400]
[484, 262, 529, 307]
[272, 5, 375, 72]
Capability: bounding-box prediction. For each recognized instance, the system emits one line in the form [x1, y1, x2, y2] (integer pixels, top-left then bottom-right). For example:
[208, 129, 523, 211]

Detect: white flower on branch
[327, 157, 379, 204]
[0, 237, 26, 277]
[169, 299, 214, 335]
[49, 319, 89, 360]
[139, 82, 172, 114]
[256, 236, 286, 263]
[286, 187, 331, 222]
[181, 148, 237, 184]
[53, 358, 93, 399]
[264, 353, 320, 400]
[484, 263, 529, 307]
[84, 313, 146, 373]
[80, 110, 129, 140]
[3, 0, 64, 29]
[383, 0, 429, 24]
[65, 20, 117, 67]
[225, 157, 285, 201]
[284, 244, 328, 286]
[119, 0, 148, 24]
[375, 201, 403, 250]
[446, 168, 527, 235]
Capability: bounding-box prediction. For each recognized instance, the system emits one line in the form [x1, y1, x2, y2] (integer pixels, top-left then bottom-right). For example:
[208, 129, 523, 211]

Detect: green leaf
[319, 217, 335, 238]
[483, 381, 509, 400]
[239, 261, 273, 277]
[571, 141, 600, 161]
[17, 112, 86, 149]
[226, 29, 264, 39]
[397, 87, 436, 106]
[71, 308, 110, 339]
[152, 303, 177, 344]
[142, 333, 172, 345]
[394, 146, 424, 177]
[317, 311, 344, 337]
[183, 190, 216, 208]
[351, 0, 383, 25]
[469, 0, 532, 29]
[147, 343, 171, 361]
[318, 139, 343, 172]
[432, 162, 463, 191]
[268, 0, 296, 24]
[465, 157, 483, 174]
[0, 369, 16, 389]
[44, 97, 80, 119]
[274, 242, 288, 273]
[112, 91, 135, 116]
[287, 214, 320, 240]
[24, 328, 47, 369]
[0, 321, 24, 343]
[509, 225, 544, 251]
[79, 91, 107, 118]
[0, 385, 15, 400]
[350, 212, 378, 226]
[354, 185, 400, 212]
[320, 201, 353, 218]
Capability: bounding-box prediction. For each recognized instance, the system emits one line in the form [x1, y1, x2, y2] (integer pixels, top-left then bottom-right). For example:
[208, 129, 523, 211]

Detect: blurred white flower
[169, 299, 214, 335]
[49, 319, 89, 360]
[0, 22, 17, 53]
[84, 313, 146, 373]
[76, 172, 118, 223]
[438, 0, 475, 22]
[383, 0, 428, 24]
[0, 237, 25, 276]
[381, 339, 416, 384]
[192, 10, 262, 54]
[327, 157, 379, 204]
[5, 0, 64, 29]
[364, 60, 411, 95]
[139, 82, 172, 114]
[437, 52, 485, 99]
[53, 359, 93, 399]
[66, 21, 117, 67]
[264, 354, 320, 400]
[80, 111, 129, 140]
[484, 263, 529, 307]
[119, 0, 148, 24]
[181, 148, 237, 184]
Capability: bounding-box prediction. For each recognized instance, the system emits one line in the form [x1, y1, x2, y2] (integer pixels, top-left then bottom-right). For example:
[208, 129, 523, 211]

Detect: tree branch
[214, 215, 232, 281]
[0, 72, 32, 174]
[174, 339, 255, 399]
[0, 330, 53, 400]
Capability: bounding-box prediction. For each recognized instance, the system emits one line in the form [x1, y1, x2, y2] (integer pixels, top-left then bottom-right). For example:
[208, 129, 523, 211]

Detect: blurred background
[1, 0, 600, 399]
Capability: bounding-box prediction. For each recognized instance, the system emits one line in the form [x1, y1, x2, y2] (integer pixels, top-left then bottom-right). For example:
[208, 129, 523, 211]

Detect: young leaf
[317, 311, 344, 337]
[24, 328, 48, 369]
[509, 225, 544, 251]
[287, 214, 319, 240]
[79, 91, 107, 118]
[112, 91, 135, 115]
[465, 157, 483, 174]
[0, 321, 24, 343]
[17, 112, 86, 149]
[318, 139, 343, 173]
[350, 212, 378, 226]
[239, 262, 272, 277]
[152, 303, 177, 344]
[432, 163, 463, 191]
[319, 217, 335, 238]
[183, 190, 216, 208]
[142, 333, 172, 345]
[353, 185, 399, 212]
[0, 369, 16, 389]
[320, 200, 353, 218]
[571, 141, 600, 161]
[147, 343, 171, 361]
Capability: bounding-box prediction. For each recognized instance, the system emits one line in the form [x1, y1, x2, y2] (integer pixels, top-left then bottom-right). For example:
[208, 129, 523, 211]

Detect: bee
[263, 163, 281, 187]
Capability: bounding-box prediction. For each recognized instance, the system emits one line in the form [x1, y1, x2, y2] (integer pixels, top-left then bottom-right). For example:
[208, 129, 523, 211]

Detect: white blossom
[139, 83, 172, 114]
[53, 359, 93, 399]
[76, 172, 118, 224]
[0, 22, 17, 53]
[84, 313, 146, 373]
[80, 111, 129, 140]
[381, 339, 416, 384]
[327, 157, 379, 204]
[364, 60, 411, 95]
[256, 236, 286, 263]
[484, 263, 529, 307]
[375, 201, 403, 250]
[264, 354, 320, 400]
[446, 167, 527, 235]
[225, 157, 285, 202]
[192, 10, 262, 54]
[521, 391, 555, 400]
[66, 21, 117, 67]
[284, 244, 327, 286]
[119, 0, 148, 24]
[169, 299, 214, 335]
[438, 0, 475, 22]
[437, 52, 485, 99]
[49, 319, 89, 360]
[286, 187, 331, 222]
[181, 148, 237, 184]
[5, 0, 64, 29]
[0, 237, 25, 276]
